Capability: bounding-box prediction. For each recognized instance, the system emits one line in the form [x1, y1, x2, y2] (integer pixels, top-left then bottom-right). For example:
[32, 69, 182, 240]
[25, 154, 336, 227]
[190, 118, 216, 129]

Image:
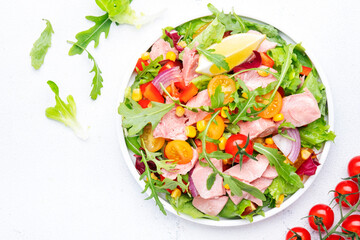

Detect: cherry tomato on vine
[348, 156, 360, 182]
[308, 204, 334, 231]
[334, 180, 359, 207]
[225, 134, 254, 163]
[285, 227, 311, 240]
[327, 235, 345, 240]
[341, 214, 360, 236]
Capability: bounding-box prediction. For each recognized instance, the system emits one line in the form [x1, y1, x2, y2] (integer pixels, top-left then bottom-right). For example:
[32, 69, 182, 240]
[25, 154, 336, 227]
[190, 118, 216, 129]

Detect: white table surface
[1, 0, 360, 239]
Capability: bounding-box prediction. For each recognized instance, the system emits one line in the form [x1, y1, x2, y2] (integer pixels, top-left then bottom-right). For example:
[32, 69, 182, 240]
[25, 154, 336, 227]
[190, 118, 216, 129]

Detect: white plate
[116, 13, 334, 227]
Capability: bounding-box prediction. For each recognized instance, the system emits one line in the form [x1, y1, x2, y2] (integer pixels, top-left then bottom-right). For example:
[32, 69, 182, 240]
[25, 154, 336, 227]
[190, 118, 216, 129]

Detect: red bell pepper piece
[138, 99, 151, 108]
[260, 52, 274, 68]
[300, 66, 312, 76]
[134, 58, 149, 73]
[179, 83, 198, 103]
[158, 60, 182, 73]
[140, 82, 164, 103]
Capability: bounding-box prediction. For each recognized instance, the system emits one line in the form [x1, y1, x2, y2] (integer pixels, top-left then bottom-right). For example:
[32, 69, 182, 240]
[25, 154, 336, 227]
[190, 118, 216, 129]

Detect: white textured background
[1, 0, 360, 239]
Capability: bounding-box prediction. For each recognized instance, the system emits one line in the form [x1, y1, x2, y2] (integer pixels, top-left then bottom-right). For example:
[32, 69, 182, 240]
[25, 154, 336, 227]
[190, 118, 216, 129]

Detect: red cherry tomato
[285, 227, 311, 240]
[308, 204, 334, 231]
[348, 156, 360, 182]
[342, 214, 360, 236]
[334, 180, 359, 207]
[134, 58, 149, 73]
[158, 60, 182, 73]
[327, 235, 345, 240]
[225, 134, 254, 163]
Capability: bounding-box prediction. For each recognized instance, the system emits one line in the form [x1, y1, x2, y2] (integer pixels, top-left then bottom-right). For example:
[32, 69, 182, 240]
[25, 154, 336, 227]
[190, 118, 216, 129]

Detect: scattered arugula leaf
[118, 98, 174, 136]
[45, 81, 88, 140]
[278, 120, 296, 141]
[67, 41, 104, 100]
[299, 118, 335, 149]
[95, 0, 131, 17]
[30, 19, 54, 70]
[196, 45, 230, 71]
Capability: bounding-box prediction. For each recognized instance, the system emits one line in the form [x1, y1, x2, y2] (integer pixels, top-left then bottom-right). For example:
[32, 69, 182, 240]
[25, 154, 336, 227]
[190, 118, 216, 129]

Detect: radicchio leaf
[165, 29, 184, 52]
[296, 157, 320, 176]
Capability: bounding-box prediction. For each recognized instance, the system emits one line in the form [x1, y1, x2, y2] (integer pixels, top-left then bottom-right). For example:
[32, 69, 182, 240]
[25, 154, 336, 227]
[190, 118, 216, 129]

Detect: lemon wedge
[195, 33, 266, 76]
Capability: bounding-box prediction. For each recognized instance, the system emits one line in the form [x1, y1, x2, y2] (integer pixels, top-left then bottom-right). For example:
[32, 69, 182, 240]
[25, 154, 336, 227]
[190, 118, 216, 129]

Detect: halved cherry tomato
[342, 214, 360, 236]
[285, 227, 311, 240]
[135, 58, 149, 73]
[193, 22, 211, 39]
[208, 75, 236, 104]
[179, 83, 198, 103]
[140, 124, 165, 152]
[334, 180, 359, 207]
[165, 140, 193, 164]
[348, 156, 360, 182]
[204, 114, 225, 140]
[308, 204, 334, 231]
[194, 139, 218, 154]
[138, 99, 151, 108]
[158, 60, 182, 74]
[300, 66, 312, 76]
[255, 91, 283, 119]
[225, 134, 254, 163]
[140, 82, 164, 103]
[259, 52, 274, 68]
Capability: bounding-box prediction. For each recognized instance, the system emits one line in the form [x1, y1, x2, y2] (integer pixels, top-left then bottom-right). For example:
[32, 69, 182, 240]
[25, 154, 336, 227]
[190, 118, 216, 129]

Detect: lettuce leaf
[175, 17, 213, 44]
[299, 118, 336, 149]
[219, 199, 264, 222]
[190, 75, 211, 91]
[267, 176, 300, 201]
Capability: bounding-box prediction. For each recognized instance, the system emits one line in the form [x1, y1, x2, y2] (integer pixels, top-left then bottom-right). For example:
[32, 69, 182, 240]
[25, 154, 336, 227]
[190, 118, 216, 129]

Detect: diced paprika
[300, 66, 312, 76]
[140, 82, 165, 103]
[179, 83, 198, 103]
[135, 58, 149, 73]
[260, 52, 274, 68]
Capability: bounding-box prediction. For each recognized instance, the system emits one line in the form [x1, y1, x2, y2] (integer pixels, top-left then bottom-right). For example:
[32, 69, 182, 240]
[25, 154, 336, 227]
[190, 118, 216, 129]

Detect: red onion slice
[233, 51, 262, 73]
[152, 66, 183, 94]
[273, 128, 301, 163]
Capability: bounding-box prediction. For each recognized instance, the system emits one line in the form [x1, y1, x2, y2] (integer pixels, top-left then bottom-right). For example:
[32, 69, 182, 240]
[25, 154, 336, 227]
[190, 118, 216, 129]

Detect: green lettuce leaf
[95, 0, 130, 17]
[175, 17, 214, 44]
[219, 199, 264, 222]
[30, 19, 54, 70]
[190, 75, 211, 91]
[268, 176, 300, 201]
[299, 118, 336, 149]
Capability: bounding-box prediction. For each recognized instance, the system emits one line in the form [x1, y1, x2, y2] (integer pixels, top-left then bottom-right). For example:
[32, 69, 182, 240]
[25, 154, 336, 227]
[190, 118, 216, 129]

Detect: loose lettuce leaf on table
[299, 118, 335, 149]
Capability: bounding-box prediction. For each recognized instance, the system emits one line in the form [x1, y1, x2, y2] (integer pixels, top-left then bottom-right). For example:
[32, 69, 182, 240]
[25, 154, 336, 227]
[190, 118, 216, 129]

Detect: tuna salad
[118, 4, 335, 221]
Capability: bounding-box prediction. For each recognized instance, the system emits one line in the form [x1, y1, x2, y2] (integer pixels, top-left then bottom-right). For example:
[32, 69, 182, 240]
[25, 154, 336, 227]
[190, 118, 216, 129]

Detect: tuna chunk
[150, 39, 178, 60]
[280, 88, 321, 127]
[247, 30, 277, 53]
[153, 107, 187, 140]
[161, 148, 198, 180]
[262, 165, 278, 179]
[184, 90, 211, 125]
[237, 118, 277, 139]
[235, 65, 277, 91]
[192, 158, 225, 199]
[182, 47, 200, 85]
[192, 196, 229, 216]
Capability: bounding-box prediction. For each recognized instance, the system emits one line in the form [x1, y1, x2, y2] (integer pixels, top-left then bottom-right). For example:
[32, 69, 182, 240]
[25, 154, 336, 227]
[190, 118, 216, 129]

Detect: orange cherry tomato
[255, 91, 283, 119]
[165, 140, 193, 164]
[140, 124, 165, 152]
[194, 139, 217, 154]
[259, 52, 274, 68]
[204, 114, 225, 140]
[207, 75, 236, 104]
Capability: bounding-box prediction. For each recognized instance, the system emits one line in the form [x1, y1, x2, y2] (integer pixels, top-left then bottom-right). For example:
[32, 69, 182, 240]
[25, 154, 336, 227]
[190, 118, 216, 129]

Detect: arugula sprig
[196, 45, 230, 71]
[278, 121, 296, 141]
[133, 56, 163, 90]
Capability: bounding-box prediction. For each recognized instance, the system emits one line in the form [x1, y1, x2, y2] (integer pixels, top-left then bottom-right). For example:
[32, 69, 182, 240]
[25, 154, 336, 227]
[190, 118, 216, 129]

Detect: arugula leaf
[132, 56, 162, 90]
[219, 199, 263, 222]
[142, 142, 175, 174]
[160, 175, 189, 193]
[299, 118, 335, 149]
[254, 143, 303, 188]
[45, 81, 88, 140]
[206, 172, 217, 190]
[67, 41, 104, 100]
[278, 120, 296, 141]
[299, 69, 324, 103]
[268, 176, 300, 201]
[209, 85, 226, 108]
[243, 20, 286, 46]
[30, 19, 54, 70]
[124, 136, 141, 155]
[205, 151, 232, 160]
[197, 45, 230, 72]
[118, 98, 174, 136]
[68, 13, 112, 56]
[175, 17, 214, 44]
[95, 0, 131, 17]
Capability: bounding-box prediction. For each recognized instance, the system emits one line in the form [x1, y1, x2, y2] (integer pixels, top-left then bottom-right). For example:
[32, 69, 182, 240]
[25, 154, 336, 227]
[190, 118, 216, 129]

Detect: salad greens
[299, 118, 336, 150]
[30, 19, 54, 70]
[196, 45, 230, 72]
[45, 81, 88, 140]
[267, 176, 300, 201]
[219, 199, 264, 222]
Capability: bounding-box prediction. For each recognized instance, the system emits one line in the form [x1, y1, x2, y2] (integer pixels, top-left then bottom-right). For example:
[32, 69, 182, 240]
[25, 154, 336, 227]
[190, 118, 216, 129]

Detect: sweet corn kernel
[257, 69, 270, 77]
[131, 88, 142, 101]
[178, 40, 187, 49]
[185, 126, 197, 138]
[175, 106, 185, 117]
[224, 184, 230, 190]
[219, 136, 227, 150]
[242, 92, 248, 99]
[166, 51, 176, 61]
[276, 194, 285, 208]
[150, 173, 158, 181]
[273, 113, 284, 122]
[301, 149, 312, 160]
[171, 188, 181, 198]
[221, 107, 229, 118]
[196, 120, 206, 132]
[141, 52, 150, 61]
[265, 137, 274, 145]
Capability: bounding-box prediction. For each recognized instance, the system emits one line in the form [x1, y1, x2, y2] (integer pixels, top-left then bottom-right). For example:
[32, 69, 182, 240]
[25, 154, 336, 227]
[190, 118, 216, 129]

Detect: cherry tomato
[334, 180, 359, 207]
[204, 114, 225, 140]
[134, 58, 149, 73]
[179, 83, 198, 103]
[342, 214, 360, 236]
[225, 134, 254, 163]
[327, 235, 345, 240]
[308, 204, 334, 231]
[165, 140, 193, 164]
[140, 124, 165, 152]
[256, 91, 283, 118]
[285, 227, 311, 240]
[158, 60, 182, 73]
[348, 156, 360, 182]
[140, 82, 164, 103]
[138, 99, 151, 108]
[300, 66, 312, 76]
[260, 52, 274, 68]
[208, 75, 236, 104]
